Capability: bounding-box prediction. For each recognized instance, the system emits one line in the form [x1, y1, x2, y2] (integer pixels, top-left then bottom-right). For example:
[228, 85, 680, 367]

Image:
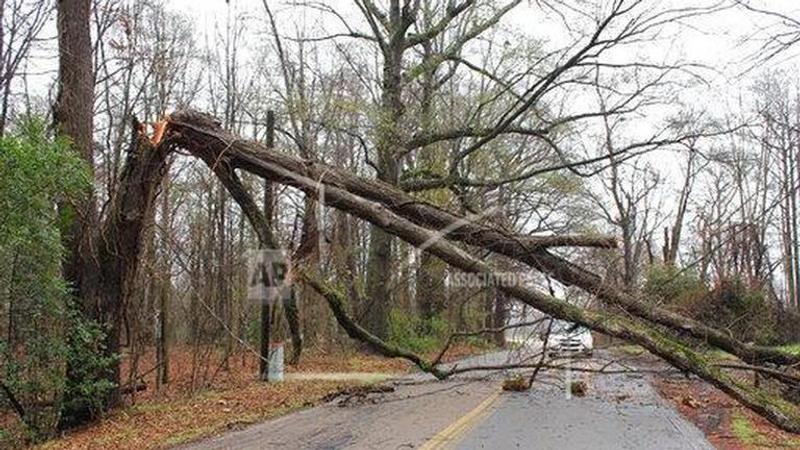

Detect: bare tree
[0, 0, 52, 134]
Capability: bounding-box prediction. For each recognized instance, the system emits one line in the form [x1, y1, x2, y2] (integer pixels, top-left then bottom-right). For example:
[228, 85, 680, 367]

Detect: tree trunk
[492, 290, 508, 347]
[416, 252, 447, 324]
[54, 0, 106, 424]
[55, 0, 97, 317]
[156, 279, 169, 387]
[364, 14, 406, 338]
[364, 227, 393, 338]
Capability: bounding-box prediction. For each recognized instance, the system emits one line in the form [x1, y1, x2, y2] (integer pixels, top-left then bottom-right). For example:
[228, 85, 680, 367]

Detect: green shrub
[700, 278, 777, 345]
[387, 308, 449, 353]
[644, 266, 778, 345]
[58, 304, 118, 428]
[643, 265, 707, 313]
[0, 118, 114, 438]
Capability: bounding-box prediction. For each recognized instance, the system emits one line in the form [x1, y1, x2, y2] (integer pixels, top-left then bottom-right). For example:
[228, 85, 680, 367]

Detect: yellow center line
[419, 388, 503, 450]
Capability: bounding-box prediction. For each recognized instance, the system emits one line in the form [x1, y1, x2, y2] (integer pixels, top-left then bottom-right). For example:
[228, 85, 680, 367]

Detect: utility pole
[260, 110, 276, 381]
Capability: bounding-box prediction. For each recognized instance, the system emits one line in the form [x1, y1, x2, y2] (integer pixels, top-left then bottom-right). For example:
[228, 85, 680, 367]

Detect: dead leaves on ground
[36, 380, 355, 450]
[656, 376, 800, 450]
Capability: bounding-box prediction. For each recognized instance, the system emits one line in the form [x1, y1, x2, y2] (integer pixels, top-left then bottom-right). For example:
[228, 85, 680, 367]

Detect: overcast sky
[164, 0, 800, 87]
[23, 0, 798, 117]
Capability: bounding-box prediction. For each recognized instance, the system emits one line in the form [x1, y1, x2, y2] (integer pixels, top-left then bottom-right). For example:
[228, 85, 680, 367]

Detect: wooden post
[260, 110, 275, 381]
[157, 281, 169, 386]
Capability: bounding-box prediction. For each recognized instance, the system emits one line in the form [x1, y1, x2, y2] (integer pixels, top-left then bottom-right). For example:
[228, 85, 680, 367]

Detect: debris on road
[322, 384, 396, 407]
[502, 376, 530, 392]
[570, 381, 588, 397]
[681, 395, 701, 409]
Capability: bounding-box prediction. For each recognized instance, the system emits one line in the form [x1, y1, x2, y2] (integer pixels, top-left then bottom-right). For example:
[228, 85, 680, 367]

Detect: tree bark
[55, 0, 105, 423]
[55, 0, 97, 316]
[94, 123, 172, 390]
[416, 252, 447, 322]
[156, 277, 169, 387]
[363, 4, 408, 339]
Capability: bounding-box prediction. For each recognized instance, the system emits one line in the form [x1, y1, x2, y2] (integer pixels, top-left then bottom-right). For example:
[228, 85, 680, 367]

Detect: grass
[731, 412, 763, 446]
[776, 343, 800, 356]
[730, 412, 800, 449]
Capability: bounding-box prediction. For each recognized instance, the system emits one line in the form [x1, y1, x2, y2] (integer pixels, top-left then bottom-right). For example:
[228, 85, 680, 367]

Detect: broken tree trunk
[165, 110, 798, 367]
[60, 120, 173, 426]
[95, 120, 173, 387]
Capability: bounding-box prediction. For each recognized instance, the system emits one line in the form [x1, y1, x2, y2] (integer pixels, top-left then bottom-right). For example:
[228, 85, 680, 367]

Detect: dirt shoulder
[35, 379, 356, 450]
[22, 343, 487, 450]
[655, 375, 800, 450]
[614, 346, 800, 450]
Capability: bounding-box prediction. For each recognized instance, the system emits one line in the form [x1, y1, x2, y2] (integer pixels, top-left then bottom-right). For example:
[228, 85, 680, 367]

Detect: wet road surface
[452, 365, 712, 449]
[177, 349, 713, 450]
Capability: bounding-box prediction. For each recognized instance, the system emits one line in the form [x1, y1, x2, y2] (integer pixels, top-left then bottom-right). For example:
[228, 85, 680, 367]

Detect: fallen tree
[166, 110, 799, 367]
[163, 110, 800, 433]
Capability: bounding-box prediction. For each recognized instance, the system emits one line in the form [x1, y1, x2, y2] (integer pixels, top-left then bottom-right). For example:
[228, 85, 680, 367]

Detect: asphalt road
[453, 364, 713, 449]
[177, 349, 714, 450]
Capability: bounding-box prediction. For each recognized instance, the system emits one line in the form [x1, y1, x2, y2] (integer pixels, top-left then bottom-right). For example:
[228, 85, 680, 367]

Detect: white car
[541, 319, 594, 358]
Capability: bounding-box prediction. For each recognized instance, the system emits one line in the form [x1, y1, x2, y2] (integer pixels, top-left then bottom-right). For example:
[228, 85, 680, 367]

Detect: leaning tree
[51, 0, 800, 434]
